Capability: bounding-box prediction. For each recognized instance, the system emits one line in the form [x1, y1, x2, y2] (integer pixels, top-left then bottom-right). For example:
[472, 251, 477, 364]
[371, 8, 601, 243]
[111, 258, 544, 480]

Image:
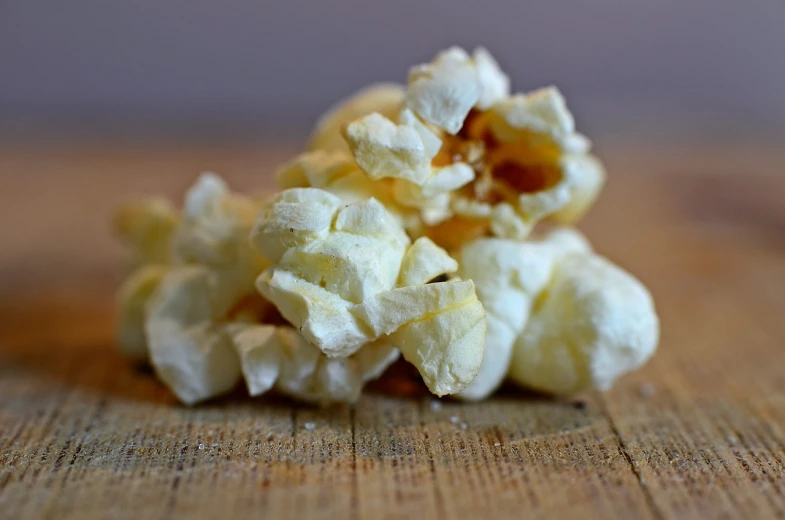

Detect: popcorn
[229, 324, 399, 404]
[113, 45, 659, 406]
[252, 188, 486, 395]
[508, 252, 659, 395]
[115, 264, 168, 359]
[406, 47, 483, 134]
[455, 228, 591, 400]
[145, 266, 243, 405]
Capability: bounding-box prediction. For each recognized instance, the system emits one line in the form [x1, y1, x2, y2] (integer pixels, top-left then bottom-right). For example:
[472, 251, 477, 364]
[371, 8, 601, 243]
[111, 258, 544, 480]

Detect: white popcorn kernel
[472, 47, 510, 110]
[114, 197, 179, 267]
[455, 229, 591, 400]
[228, 324, 281, 396]
[406, 47, 483, 134]
[256, 269, 371, 356]
[251, 188, 342, 264]
[253, 188, 485, 395]
[279, 200, 408, 304]
[383, 291, 486, 396]
[145, 266, 242, 405]
[343, 111, 441, 184]
[508, 252, 659, 395]
[115, 264, 168, 359]
[309, 83, 405, 153]
[397, 237, 458, 287]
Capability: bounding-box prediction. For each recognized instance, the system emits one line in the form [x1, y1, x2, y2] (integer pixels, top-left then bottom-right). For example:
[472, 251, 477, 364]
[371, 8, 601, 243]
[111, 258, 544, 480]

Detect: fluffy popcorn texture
[508, 252, 659, 395]
[145, 266, 242, 405]
[343, 110, 441, 184]
[472, 47, 510, 110]
[253, 188, 486, 395]
[113, 45, 659, 406]
[406, 47, 483, 134]
[228, 324, 400, 404]
[309, 83, 405, 153]
[455, 228, 591, 400]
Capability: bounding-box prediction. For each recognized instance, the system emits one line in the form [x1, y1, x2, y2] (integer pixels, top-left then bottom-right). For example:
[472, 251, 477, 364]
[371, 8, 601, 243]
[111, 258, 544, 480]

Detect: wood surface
[1, 140, 784, 519]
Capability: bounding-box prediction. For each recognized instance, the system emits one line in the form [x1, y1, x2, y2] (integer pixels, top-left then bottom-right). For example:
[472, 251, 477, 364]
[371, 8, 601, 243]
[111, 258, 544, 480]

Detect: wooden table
[1, 139, 784, 519]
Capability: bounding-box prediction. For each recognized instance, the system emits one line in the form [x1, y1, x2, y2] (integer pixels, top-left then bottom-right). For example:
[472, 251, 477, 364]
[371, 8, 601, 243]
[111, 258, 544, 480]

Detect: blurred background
[1, 0, 784, 302]
[2, 0, 785, 141]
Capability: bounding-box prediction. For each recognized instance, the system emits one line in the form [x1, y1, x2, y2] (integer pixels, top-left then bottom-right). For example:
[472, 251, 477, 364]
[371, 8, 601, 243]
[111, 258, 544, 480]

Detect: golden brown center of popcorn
[435, 110, 563, 204]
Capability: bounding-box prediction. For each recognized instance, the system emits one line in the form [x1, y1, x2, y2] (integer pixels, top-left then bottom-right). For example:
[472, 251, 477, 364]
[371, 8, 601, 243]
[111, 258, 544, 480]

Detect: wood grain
[1, 140, 784, 519]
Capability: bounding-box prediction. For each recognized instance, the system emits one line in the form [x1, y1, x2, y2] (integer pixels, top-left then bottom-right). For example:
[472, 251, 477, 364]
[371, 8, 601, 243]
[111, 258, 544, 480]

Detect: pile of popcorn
[114, 47, 659, 405]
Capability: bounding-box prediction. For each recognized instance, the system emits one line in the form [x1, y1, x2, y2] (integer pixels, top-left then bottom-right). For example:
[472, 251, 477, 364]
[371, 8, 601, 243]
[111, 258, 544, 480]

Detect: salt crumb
[727, 435, 738, 444]
[460, 423, 467, 430]
[494, 442, 501, 447]
[198, 443, 204, 450]
[639, 382, 656, 397]
[430, 400, 442, 412]
[449, 415, 460, 424]
[304, 422, 316, 431]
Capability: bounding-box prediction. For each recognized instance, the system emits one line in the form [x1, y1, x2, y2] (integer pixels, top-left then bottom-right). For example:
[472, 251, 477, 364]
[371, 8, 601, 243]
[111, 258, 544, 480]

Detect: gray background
[2, 0, 784, 138]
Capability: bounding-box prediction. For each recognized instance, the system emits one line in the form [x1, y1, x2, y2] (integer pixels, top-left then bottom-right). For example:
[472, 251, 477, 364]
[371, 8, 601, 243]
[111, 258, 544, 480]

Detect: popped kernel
[252, 188, 486, 395]
[508, 252, 659, 395]
[455, 228, 590, 400]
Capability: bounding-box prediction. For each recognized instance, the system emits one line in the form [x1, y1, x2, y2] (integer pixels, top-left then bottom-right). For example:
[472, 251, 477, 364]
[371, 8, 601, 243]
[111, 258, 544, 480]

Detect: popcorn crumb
[304, 422, 316, 431]
[429, 400, 443, 412]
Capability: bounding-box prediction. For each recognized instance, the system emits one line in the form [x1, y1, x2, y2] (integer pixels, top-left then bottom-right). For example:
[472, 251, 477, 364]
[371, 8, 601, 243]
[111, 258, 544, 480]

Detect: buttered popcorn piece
[334, 48, 605, 246]
[455, 228, 591, 400]
[508, 252, 659, 395]
[252, 188, 486, 395]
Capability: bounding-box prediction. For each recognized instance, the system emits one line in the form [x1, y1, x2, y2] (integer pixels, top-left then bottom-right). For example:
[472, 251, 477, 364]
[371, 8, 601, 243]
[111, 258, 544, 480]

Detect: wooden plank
[1, 140, 784, 519]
